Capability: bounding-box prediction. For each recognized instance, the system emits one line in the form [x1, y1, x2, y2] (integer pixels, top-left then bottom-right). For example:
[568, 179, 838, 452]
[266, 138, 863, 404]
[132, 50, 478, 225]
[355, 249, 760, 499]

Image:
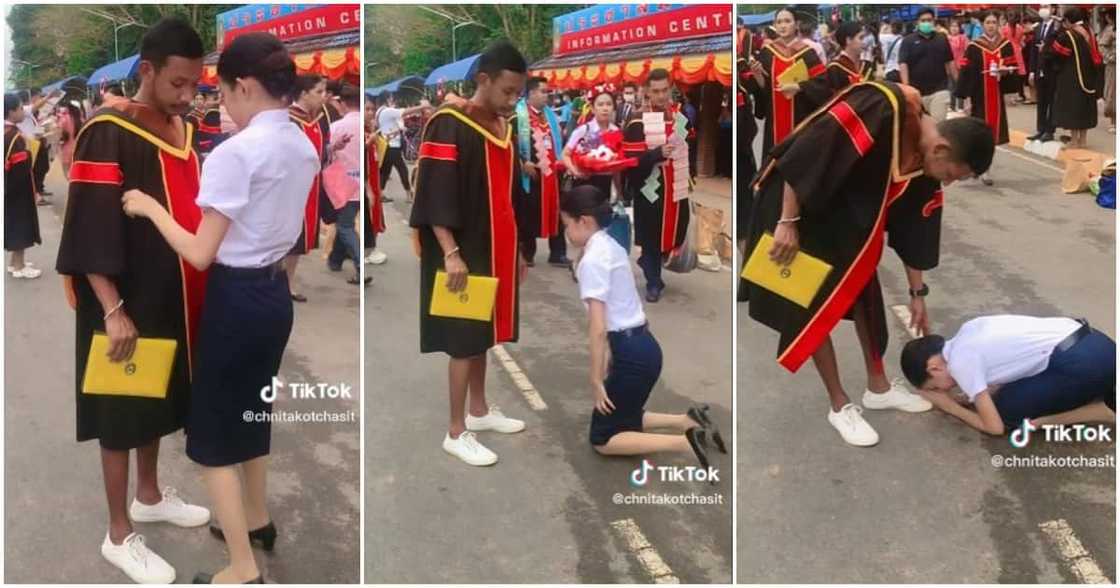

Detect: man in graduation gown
[55, 18, 211, 584]
[286, 74, 334, 302]
[741, 81, 995, 448]
[513, 76, 569, 268]
[410, 40, 530, 467]
[622, 68, 692, 303]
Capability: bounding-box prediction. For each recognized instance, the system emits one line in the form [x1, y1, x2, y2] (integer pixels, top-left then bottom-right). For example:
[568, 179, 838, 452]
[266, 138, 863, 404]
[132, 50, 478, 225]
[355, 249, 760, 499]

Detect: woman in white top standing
[560, 185, 726, 469]
[122, 32, 320, 584]
[562, 85, 621, 199]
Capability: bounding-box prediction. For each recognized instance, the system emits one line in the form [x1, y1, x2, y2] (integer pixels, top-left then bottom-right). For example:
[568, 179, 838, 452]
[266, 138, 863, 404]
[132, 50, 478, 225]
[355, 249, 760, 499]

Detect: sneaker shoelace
[126, 534, 150, 568]
[459, 431, 484, 453]
[840, 405, 866, 428]
[160, 486, 185, 508]
[488, 406, 505, 419]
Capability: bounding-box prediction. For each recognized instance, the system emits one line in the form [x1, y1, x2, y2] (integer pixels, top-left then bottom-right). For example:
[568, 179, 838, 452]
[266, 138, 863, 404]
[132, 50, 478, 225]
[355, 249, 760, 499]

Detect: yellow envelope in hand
[742, 233, 833, 308]
[82, 334, 177, 399]
[430, 271, 499, 322]
[776, 59, 810, 86]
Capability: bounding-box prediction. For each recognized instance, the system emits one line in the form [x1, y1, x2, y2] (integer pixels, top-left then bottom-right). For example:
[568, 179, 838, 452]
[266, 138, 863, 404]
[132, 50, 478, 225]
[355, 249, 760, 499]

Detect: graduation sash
[515, 99, 562, 193]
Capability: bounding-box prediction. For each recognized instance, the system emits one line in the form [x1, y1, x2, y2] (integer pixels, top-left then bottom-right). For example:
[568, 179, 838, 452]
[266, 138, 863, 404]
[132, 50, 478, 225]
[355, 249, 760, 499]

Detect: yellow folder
[430, 271, 499, 322]
[742, 233, 833, 308]
[82, 334, 177, 399]
[776, 59, 810, 86]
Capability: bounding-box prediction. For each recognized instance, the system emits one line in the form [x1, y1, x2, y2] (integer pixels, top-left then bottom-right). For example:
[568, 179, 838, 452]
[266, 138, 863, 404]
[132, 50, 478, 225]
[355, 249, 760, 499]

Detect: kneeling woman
[122, 32, 320, 583]
[560, 185, 726, 467]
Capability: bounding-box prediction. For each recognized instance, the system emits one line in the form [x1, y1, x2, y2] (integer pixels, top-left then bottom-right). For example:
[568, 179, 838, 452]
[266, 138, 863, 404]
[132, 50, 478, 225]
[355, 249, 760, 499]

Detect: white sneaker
[100, 532, 176, 584]
[9, 266, 41, 279]
[6, 261, 35, 274]
[827, 404, 880, 447]
[442, 431, 498, 466]
[129, 486, 211, 527]
[862, 378, 933, 413]
[465, 406, 526, 434]
[365, 250, 388, 265]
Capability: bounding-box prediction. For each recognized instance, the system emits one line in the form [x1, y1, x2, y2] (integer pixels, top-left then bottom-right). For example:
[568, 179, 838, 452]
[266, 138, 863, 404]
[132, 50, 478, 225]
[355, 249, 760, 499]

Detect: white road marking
[491, 344, 548, 410]
[996, 145, 1066, 174]
[1038, 519, 1110, 584]
[610, 518, 680, 584]
[890, 304, 921, 339]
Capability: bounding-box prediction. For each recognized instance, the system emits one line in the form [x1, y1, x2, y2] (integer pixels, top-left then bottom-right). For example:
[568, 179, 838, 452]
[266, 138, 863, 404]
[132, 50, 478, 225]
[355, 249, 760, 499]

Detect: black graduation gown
[753, 40, 827, 156]
[4, 125, 41, 251]
[409, 105, 520, 358]
[801, 53, 865, 110]
[956, 38, 1015, 145]
[737, 57, 759, 242]
[1052, 27, 1103, 130]
[289, 105, 332, 254]
[56, 105, 206, 449]
[741, 82, 942, 373]
[622, 109, 691, 255]
[511, 108, 562, 242]
[191, 108, 228, 157]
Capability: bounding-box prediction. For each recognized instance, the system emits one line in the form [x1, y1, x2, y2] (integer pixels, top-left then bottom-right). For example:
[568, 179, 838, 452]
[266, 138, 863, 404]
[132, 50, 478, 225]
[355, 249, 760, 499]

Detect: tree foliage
[364, 4, 581, 88]
[7, 4, 236, 89]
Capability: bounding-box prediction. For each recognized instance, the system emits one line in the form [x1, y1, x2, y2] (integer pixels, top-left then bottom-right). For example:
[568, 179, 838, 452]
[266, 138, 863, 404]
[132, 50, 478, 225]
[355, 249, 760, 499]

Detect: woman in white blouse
[122, 32, 320, 584]
[560, 185, 727, 472]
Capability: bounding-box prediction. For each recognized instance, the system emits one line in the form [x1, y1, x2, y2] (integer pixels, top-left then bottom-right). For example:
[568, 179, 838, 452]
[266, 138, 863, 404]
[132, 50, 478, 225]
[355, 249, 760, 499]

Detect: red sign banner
[222, 4, 360, 46]
[554, 4, 732, 56]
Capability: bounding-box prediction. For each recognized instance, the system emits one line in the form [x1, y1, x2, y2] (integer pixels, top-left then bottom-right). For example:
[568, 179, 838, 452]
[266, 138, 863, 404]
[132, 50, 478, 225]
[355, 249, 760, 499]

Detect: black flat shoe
[645, 285, 663, 303]
[548, 256, 572, 267]
[687, 404, 727, 454]
[290, 293, 307, 303]
[193, 572, 263, 584]
[209, 521, 277, 552]
[685, 427, 713, 483]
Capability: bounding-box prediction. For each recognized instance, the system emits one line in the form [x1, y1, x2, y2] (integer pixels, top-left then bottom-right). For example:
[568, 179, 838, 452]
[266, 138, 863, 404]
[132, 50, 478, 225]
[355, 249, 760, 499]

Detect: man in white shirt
[375, 94, 430, 201]
[901, 315, 1115, 434]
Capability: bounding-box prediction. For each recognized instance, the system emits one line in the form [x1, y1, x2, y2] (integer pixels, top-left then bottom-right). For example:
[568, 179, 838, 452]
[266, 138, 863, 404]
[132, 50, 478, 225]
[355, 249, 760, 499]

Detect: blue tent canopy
[42, 76, 87, 95]
[738, 11, 776, 26]
[87, 54, 140, 87]
[367, 75, 425, 98]
[424, 54, 480, 86]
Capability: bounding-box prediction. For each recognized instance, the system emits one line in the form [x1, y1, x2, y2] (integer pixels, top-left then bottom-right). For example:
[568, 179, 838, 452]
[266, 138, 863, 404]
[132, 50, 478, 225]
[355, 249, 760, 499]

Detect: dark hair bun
[561, 185, 613, 227]
[217, 32, 297, 102]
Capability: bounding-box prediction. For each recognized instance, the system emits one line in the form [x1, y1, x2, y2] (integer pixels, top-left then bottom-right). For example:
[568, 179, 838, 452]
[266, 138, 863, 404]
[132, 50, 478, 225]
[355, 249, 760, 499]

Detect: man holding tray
[740, 81, 994, 447]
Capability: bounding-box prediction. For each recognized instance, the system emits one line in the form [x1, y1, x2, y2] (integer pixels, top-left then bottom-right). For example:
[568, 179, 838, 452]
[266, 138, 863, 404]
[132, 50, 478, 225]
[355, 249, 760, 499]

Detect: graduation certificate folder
[776, 59, 810, 86]
[82, 334, 177, 398]
[742, 233, 833, 308]
[430, 272, 498, 321]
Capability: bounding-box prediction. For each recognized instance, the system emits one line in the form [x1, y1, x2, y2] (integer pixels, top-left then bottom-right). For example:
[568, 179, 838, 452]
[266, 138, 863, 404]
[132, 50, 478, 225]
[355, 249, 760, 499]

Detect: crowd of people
[4, 16, 363, 584]
[737, 4, 1115, 447]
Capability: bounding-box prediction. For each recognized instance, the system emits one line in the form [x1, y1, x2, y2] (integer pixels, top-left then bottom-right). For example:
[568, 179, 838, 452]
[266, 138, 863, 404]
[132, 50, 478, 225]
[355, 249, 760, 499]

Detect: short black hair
[339, 83, 360, 107]
[900, 335, 946, 388]
[890, 20, 904, 34]
[917, 7, 936, 20]
[1063, 6, 1087, 23]
[623, 82, 638, 91]
[476, 40, 527, 78]
[104, 83, 124, 97]
[326, 79, 342, 96]
[937, 116, 995, 175]
[140, 17, 204, 70]
[217, 32, 296, 102]
[28, 86, 41, 97]
[560, 184, 612, 227]
[835, 21, 863, 48]
[646, 68, 671, 86]
[526, 76, 547, 93]
[293, 73, 323, 98]
[4, 93, 22, 118]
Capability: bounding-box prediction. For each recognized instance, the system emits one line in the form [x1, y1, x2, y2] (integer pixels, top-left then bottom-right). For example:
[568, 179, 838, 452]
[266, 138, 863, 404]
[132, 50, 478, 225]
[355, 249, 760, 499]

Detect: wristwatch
[909, 284, 930, 298]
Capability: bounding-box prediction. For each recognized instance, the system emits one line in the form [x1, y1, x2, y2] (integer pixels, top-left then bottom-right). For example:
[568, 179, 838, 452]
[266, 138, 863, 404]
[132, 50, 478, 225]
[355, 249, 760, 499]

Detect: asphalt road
[4, 164, 361, 583]
[737, 122, 1116, 582]
[365, 178, 734, 583]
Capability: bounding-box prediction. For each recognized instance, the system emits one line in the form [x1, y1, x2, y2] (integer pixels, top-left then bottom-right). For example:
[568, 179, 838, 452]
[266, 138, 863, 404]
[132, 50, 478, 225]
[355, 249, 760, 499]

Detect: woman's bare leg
[594, 431, 690, 455]
[1033, 401, 1115, 427]
[642, 411, 700, 433]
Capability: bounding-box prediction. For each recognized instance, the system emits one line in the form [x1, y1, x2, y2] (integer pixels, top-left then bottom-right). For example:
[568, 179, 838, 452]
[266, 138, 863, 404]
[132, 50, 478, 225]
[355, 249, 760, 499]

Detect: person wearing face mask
[1028, 5, 1063, 142]
[615, 82, 638, 128]
[899, 7, 959, 123]
[739, 80, 995, 448]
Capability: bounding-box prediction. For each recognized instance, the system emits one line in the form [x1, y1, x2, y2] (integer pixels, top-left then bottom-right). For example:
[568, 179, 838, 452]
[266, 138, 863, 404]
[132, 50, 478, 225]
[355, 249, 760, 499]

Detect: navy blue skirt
[186, 263, 293, 466]
[589, 324, 663, 446]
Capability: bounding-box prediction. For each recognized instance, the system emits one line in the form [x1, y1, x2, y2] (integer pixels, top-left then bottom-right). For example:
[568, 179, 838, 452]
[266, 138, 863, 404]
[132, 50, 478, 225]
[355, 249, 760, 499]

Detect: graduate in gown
[802, 21, 867, 110]
[5, 93, 42, 279]
[54, 18, 212, 584]
[408, 40, 530, 467]
[1051, 7, 1103, 148]
[736, 55, 759, 250]
[285, 74, 332, 302]
[189, 88, 227, 158]
[747, 7, 826, 157]
[513, 76, 568, 267]
[622, 68, 692, 303]
[741, 81, 995, 448]
[364, 98, 386, 266]
[956, 12, 1016, 184]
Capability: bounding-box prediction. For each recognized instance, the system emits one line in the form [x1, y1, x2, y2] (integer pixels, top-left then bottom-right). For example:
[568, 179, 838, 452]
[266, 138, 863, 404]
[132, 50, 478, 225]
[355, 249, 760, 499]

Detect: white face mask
[1039, 8, 1051, 20]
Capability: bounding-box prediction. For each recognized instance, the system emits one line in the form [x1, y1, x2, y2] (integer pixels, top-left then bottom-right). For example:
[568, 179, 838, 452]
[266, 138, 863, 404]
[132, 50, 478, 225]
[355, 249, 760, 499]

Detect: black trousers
[1035, 73, 1056, 134]
[380, 146, 411, 193]
[33, 143, 49, 193]
[521, 234, 567, 262]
